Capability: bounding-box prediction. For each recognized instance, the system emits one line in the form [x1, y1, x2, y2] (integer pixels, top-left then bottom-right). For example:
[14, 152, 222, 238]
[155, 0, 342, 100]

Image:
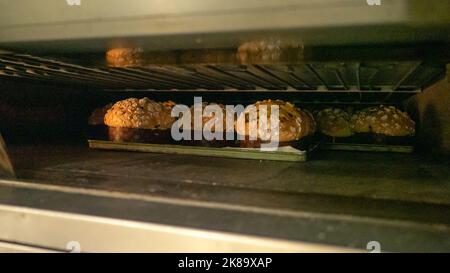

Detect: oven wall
[0, 80, 103, 144]
[406, 70, 450, 156]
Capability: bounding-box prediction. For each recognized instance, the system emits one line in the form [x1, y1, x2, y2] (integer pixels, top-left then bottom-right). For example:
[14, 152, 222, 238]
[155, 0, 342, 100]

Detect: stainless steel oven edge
[1, 179, 450, 252]
[0, 179, 359, 253]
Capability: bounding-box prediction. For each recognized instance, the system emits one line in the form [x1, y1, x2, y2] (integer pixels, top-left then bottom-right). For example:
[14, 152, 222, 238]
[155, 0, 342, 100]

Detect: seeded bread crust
[235, 99, 316, 142]
[237, 40, 304, 64]
[104, 97, 174, 129]
[316, 108, 354, 137]
[106, 48, 144, 67]
[190, 102, 234, 132]
[350, 105, 415, 136]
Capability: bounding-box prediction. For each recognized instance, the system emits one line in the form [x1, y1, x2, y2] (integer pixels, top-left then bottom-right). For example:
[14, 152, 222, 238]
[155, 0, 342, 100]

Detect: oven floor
[6, 143, 450, 224]
[8, 144, 450, 205]
[2, 144, 450, 252]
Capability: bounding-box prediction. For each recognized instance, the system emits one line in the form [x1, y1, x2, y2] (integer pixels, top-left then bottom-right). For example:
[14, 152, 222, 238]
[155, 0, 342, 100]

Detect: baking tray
[318, 143, 413, 153]
[88, 140, 313, 162]
[317, 134, 414, 153]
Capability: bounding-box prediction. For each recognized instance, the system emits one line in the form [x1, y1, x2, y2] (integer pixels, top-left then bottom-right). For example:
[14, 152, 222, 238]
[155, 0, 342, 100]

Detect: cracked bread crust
[350, 105, 415, 136]
[106, 48, 144, 67]
[235, 99, 316, 143]
[104, 97, 174, 129]
[316, 108, 354, 137]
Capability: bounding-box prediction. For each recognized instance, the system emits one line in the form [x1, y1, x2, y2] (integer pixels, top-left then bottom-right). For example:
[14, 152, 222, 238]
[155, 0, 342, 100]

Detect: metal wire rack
[0, 53, 444, 102]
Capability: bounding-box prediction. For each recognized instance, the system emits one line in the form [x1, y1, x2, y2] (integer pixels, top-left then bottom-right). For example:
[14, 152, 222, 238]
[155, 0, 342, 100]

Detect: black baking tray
[87, 125, 316, 162]
[317, 133, 415, 153]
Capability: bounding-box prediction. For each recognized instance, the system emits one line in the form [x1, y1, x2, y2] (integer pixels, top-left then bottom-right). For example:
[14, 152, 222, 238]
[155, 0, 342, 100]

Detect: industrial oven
[0, 0, 449, 253]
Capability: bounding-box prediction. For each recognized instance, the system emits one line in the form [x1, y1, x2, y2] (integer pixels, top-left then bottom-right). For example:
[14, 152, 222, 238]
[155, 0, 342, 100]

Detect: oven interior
[0, 0, 450, 253]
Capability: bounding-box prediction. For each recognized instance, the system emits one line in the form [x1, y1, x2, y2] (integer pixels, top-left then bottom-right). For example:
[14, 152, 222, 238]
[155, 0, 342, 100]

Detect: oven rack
[0, 53, 444, 102]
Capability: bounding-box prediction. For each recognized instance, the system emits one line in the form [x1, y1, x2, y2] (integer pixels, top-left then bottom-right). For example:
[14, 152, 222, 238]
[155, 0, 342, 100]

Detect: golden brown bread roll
[300, 108, 317, 138]
[316, 108, 354, 137]
[106, 48, 144, 67]
[235, 99, 315, 143]
[349, 107, 378, 133]
[190, 102, 236, 133]
[237, 40, 304, 64]
[350, 105, 415, 136]
[162, 100, 176, 109]
[104, 97, 174, 129]
[106, 48, 178, 67]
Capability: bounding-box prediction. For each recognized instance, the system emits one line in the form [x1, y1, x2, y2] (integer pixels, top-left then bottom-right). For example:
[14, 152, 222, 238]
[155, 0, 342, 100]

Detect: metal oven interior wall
[406, 75, 450, 156]
[0, 80, 99, 145]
